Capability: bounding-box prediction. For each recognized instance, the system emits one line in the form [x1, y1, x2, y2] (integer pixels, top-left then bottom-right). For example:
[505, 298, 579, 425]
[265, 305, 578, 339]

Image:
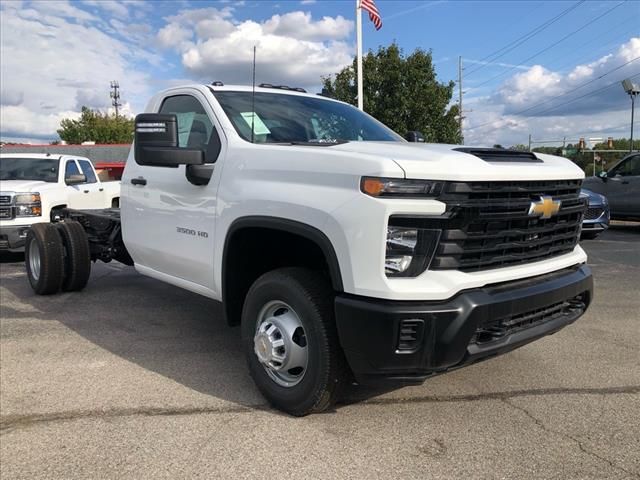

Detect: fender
[222, 216, 344, 292]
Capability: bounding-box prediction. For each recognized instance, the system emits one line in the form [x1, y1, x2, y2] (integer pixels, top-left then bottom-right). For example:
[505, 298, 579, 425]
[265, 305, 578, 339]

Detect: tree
[321, 43, 462, 144]
[57, 107, 134, 144]
[509, 144, 529, 152]
[531, 146, 563, 156]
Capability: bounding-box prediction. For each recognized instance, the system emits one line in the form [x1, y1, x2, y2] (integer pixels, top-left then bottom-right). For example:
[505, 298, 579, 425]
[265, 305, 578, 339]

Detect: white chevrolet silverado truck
[22, 83, 593, 415]
[0, 153, 120, 251]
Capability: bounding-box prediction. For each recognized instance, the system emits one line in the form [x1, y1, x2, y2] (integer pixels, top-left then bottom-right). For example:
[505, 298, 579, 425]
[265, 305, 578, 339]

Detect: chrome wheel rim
[29, 239, 41, 282]
[254, 301, 308, 387]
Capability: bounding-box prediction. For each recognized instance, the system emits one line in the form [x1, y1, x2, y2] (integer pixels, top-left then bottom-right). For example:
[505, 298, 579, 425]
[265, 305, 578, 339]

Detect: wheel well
[50, 205, 67, 221]
[222, 221, 342, 326]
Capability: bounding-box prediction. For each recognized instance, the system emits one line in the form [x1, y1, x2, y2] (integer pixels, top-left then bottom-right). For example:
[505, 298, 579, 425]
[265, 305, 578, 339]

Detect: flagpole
[356, 0, 363, 111]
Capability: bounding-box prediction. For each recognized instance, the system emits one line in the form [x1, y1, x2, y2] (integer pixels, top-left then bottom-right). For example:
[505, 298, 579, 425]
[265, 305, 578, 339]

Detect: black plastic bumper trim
[0, 225, 31, 251]
[334, 265, 593, 385]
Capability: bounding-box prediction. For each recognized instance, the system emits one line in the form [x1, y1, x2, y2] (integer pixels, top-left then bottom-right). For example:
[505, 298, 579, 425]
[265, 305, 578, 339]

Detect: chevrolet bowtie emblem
[529, 195, 561, 219]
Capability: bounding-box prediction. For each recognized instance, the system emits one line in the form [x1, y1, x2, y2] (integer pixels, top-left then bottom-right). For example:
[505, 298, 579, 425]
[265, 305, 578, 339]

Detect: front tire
[241, 268, 348, 416]
[25, 223, 64, 295]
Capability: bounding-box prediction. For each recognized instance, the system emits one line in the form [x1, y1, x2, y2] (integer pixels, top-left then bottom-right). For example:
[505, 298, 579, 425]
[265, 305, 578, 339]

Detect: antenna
[251, 45, 256, 144]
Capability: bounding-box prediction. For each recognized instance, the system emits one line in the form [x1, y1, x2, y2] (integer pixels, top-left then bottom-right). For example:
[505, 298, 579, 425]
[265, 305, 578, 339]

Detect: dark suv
[583, 153, 640, 221]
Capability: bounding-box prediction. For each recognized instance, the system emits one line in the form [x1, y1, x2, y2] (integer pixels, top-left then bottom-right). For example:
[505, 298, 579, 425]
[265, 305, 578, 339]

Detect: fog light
[385, 224, 440, 277]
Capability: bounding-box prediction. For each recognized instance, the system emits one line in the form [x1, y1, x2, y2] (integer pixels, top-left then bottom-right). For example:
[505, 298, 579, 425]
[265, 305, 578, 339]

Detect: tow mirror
[134, 113, 204, 167]
[405, 131, 425, 143]
[65, 174, 86, 185]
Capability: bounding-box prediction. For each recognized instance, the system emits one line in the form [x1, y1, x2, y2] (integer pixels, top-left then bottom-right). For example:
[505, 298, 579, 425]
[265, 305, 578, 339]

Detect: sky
[1, 0, 638, 147]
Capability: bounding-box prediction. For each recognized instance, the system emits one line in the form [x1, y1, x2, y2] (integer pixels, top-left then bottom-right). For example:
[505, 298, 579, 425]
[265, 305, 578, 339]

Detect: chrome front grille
[0, 193, 14, 219]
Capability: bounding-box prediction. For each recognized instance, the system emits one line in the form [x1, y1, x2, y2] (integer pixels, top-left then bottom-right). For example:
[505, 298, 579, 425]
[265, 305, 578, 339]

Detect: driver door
[122, 90, 225, 292]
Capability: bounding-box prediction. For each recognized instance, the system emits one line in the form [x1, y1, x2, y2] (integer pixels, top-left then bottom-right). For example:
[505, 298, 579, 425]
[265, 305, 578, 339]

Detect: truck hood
[329, 142, 585, 181]
[0, 180, 57, 192]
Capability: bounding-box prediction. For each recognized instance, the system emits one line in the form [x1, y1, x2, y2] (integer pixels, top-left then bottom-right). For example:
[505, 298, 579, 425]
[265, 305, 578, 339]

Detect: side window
[65, 160, 81, 178]
[611, 155, 640, 177]
[77, 159, 97, 184]
[159, 95, 221, 163]
[627, 155, 640, 176]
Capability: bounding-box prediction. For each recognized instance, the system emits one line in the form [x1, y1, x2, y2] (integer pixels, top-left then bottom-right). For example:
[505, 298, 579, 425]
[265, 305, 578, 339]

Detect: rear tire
[241, 268, 348, 416]
[58, 221, 91, 292]
[25, 223, 64, 295]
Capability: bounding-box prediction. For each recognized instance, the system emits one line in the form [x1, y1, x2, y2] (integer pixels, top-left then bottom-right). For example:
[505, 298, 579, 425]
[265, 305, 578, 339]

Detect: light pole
[622, 79, 639, 153]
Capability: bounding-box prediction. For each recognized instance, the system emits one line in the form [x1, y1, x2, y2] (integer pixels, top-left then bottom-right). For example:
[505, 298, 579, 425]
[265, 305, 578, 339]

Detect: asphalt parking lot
[1, 224, 639, 479]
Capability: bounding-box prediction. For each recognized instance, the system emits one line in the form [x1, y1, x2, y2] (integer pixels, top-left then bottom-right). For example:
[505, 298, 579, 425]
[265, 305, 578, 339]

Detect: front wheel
[241, 268, 349, 416]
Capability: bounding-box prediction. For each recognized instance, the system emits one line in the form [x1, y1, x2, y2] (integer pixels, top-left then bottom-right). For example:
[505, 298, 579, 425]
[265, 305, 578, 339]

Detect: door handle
[622, 181, 629, 184]
[99, 188, 104, 192]
[83, 190, 89, 193]
[131, 177, 147, 186]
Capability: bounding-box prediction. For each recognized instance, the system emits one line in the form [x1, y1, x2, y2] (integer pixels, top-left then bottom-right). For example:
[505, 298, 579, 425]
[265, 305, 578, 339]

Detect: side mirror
[405, 131, 425, 143]
[134, 113, 205, 167]
[598, 170, 608, 181]
[65, 174, 86, 185]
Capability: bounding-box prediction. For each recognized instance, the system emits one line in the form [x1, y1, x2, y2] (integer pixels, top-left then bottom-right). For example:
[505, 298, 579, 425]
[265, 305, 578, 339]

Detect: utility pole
[458, 56, 464, 144]
[110, 81, 121, 118]
[630, 92, 636, 153]
[528, 134, 532, 152]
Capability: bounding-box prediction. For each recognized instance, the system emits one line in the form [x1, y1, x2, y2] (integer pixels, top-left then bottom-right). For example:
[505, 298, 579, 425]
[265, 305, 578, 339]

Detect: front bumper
[335, 264, 593, 385]
[0, 225, 32, 251]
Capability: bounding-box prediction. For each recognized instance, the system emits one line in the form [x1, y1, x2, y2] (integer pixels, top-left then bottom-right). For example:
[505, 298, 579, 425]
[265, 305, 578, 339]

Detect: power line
[544, 20, 639, 72]
[518, 72, 639, 117]
[471, 1, 627, 89]
[465, 0, 585, 77]
[467, 72, 640, 135]
[509, 57, 638, 116]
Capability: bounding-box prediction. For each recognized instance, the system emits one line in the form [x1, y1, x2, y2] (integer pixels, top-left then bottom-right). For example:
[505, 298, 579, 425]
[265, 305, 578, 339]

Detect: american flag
[360, 0, 382, 30]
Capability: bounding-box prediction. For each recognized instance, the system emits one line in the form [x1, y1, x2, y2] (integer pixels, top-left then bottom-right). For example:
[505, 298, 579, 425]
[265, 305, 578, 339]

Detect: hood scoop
[454, 147, 542, 163]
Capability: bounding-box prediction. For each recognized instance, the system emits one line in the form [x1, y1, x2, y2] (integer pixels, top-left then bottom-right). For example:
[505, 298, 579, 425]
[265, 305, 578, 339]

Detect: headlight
[385, 223, 441, 277]
[362, 177, 444, 198]
[15, 193, 42, 217]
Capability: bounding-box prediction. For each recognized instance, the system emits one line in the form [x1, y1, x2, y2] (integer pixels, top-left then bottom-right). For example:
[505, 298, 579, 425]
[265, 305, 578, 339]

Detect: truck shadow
[0, 261, 393, 412]
[0, 252, 25, 264]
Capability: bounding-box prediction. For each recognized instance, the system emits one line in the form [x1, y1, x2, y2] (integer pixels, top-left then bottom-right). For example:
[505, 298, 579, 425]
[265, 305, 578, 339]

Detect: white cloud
[464, 37, 639, 147]
[32, 0, 98, 23]
[160, 8, 353, 90]
[1, 106, 80, 140]
[300, 0, 316, 4]
[157, 22, 193, 49]
[82, 0, 129, 18]
[263, 12, 352, 41]
[494, 37, 640, 117]
[1, 88, 24, 106]
[0, 1, 153, 141]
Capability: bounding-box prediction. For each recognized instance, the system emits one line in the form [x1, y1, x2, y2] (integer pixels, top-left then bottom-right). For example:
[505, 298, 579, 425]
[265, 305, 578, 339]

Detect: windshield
[0, 157, 59, 183]
[214, 91, 404, 144]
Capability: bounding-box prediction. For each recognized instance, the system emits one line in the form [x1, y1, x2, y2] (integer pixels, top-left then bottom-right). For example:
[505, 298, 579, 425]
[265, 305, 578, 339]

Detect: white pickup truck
[0, 153, 120, 251]
[22, 83, 593, 415]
